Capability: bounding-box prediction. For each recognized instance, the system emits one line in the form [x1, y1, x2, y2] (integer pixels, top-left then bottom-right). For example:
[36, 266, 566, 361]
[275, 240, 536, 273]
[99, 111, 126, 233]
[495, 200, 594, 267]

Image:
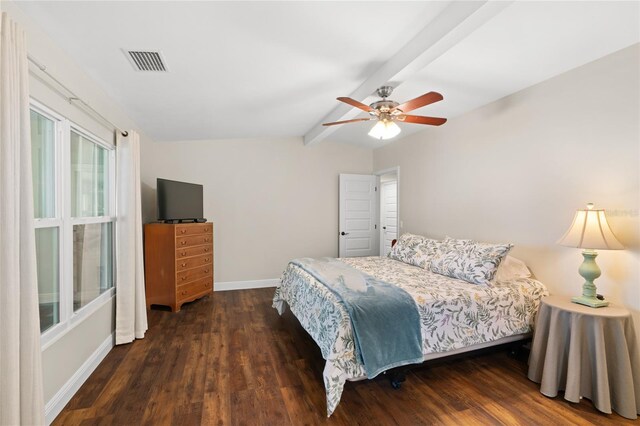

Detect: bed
[272, 237, 549, 416]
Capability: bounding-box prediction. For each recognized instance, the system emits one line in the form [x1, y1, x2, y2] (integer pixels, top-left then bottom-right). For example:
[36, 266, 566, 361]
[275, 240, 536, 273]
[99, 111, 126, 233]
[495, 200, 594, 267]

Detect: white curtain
[115, 130, 148, 344]
[0, 12, 46, 425]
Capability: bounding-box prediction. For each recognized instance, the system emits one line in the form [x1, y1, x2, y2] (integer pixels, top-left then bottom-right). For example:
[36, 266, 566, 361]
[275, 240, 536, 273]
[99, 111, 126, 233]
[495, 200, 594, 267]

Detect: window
[70, 130, 114, 312]
[30, 102, 116, 340]
[31, 110, 56, 218]
[31, 108, 61, 333]
[70, 131, 109, 217]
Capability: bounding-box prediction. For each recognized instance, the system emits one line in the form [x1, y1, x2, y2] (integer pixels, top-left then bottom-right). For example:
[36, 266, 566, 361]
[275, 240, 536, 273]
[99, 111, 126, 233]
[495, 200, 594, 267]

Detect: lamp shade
[368, 120, 401, 140]
[557, 204, 624, 250]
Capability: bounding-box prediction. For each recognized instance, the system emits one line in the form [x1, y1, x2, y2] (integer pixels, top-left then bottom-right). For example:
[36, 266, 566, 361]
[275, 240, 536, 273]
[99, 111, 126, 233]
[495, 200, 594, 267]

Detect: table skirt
[528, 300, 640, 419]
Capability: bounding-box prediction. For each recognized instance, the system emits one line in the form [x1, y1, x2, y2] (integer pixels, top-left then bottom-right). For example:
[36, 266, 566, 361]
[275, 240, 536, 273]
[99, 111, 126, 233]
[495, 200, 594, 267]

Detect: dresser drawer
[176, 244, 213, 259]
[177, 277, 212, 302]
[176, 234, 213, 248]
[175, 223, 213, 236]
[176, 253, 213, 272]
[177, 264, 212, 285]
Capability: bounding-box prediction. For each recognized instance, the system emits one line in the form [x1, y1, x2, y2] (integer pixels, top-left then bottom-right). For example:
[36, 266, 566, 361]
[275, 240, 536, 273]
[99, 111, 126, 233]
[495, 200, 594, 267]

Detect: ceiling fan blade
[322, 118, 372, 126]
[394, 92, 443, 113]
[399, 115, 447, 126]
[337, 97, 373, 112]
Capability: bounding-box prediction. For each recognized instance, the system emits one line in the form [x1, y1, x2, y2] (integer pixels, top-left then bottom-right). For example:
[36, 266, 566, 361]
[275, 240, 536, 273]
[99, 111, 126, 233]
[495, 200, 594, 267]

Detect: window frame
[68, 124, 116, 316]
[31, 102, 64, 341]
[31, 99, 117, 351]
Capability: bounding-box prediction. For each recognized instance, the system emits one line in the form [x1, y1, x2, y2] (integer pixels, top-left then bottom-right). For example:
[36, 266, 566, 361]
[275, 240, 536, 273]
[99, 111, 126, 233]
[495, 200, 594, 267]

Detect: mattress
[272, 256, 548, 416]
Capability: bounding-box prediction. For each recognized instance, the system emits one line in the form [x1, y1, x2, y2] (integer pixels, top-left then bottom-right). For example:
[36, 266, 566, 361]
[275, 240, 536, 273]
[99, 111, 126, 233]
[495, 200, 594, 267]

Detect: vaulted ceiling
[14, 1, 640, 147]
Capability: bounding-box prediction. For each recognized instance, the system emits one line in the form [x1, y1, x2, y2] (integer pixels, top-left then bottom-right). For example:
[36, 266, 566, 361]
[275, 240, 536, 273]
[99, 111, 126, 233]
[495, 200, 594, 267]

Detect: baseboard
[45, 333, 114, 425]
[215, 278, 279, 291]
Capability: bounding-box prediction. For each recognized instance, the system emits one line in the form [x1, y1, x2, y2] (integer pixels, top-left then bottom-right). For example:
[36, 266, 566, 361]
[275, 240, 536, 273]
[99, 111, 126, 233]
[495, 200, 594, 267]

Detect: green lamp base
[571, 250, 609, 309]
[572, 295, 610, 308]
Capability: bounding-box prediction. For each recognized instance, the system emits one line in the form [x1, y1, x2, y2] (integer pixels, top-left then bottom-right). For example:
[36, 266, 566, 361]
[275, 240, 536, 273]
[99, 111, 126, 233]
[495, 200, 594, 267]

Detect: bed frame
[376, 333, 530, 389]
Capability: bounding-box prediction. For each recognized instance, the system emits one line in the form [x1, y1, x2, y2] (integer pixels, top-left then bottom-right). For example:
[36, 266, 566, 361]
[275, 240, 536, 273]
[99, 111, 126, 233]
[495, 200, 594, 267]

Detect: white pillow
[493, 255, 531, 282]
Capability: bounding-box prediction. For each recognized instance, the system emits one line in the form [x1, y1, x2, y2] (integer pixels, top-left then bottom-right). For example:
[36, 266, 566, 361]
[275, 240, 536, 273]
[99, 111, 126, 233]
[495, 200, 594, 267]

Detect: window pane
[30, 110, 56, 218]
[35, 227, 60, 332]
[73, 222, 113, 311]
[71, 131, 109, 217]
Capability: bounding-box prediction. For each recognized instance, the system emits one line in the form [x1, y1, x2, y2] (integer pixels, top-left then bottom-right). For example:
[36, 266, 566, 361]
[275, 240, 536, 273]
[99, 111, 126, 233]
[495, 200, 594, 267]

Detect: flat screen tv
[157, 178, 205, 223]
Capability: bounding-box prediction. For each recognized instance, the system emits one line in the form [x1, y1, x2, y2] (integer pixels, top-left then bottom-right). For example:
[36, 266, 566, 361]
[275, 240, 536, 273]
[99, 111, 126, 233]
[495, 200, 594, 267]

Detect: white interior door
[380, 181, 398, 257]
[339, 174, 378, 258]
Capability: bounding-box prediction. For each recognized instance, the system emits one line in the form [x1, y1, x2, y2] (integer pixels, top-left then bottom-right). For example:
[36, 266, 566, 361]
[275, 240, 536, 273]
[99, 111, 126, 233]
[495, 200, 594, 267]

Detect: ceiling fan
[323, 86, 446, 140]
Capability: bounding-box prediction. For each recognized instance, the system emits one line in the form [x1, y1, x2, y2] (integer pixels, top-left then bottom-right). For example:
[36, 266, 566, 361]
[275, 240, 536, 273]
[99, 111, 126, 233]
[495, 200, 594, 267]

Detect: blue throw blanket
[290, 257, 423, 378]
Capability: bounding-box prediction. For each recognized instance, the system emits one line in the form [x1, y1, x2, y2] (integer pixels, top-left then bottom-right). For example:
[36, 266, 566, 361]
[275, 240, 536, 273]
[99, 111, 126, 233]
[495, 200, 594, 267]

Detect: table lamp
[557, 203, 624, 307]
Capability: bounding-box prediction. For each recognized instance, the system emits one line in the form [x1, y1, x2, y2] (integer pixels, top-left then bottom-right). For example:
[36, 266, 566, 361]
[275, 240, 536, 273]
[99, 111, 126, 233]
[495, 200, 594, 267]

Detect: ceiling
[14, 1, 640, 147]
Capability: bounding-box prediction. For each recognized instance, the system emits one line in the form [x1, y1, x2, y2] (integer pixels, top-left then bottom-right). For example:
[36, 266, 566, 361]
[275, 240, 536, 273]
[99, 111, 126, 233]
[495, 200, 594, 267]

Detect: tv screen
[157, 178, 204, 222]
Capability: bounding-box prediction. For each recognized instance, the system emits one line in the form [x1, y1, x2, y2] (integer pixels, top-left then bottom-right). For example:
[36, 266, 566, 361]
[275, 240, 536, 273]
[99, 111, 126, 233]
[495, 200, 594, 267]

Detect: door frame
[374, 166, 400, 256]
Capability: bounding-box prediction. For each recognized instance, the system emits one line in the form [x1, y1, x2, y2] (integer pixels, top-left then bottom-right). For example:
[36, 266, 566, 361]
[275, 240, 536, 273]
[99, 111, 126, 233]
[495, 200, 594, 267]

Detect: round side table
[527, 295, 640, 419]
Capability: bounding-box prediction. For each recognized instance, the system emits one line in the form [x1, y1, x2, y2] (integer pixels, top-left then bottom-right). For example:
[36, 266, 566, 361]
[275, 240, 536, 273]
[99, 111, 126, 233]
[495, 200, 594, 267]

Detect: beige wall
[140, 137, 373, 282]
[374, 44, 640, 334]
[3, 1, 155, 409]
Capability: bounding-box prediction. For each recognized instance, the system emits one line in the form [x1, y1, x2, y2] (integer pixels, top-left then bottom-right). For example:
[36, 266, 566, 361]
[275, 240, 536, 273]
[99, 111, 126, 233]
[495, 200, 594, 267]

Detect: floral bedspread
[272, 256, 548, 416]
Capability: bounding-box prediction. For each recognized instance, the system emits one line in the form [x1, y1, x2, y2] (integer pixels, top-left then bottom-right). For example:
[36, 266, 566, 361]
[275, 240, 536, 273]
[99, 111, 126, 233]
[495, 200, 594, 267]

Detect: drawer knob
[181, 229, 186, 234]
[181, 276, 186, 281]
[205, 258, 209, 262]
[204, 238, 210, 242]
[204, 269, 210, 273]
[181, 241, 186, 245]
[181, 263, 186, 267]
[181, 291, 187, 296]
[204, 248, 209, 252]
[180, 251, 186, 256]
[204, 227, 209, 231]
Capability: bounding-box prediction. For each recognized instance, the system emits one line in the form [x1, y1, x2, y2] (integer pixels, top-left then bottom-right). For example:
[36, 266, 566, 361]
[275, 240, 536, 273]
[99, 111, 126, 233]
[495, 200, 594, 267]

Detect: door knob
[340, 232, 349, 236]
[383, 226, 387, 230]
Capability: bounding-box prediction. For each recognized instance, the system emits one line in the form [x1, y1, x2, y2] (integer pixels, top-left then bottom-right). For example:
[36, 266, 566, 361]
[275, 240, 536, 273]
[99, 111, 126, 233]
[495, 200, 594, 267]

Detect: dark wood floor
[53, 288, 634, 425]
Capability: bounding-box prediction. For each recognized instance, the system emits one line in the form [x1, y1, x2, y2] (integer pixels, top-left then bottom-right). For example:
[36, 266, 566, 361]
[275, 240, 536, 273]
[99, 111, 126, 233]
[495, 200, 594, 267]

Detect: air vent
[124, 50, 168, 72]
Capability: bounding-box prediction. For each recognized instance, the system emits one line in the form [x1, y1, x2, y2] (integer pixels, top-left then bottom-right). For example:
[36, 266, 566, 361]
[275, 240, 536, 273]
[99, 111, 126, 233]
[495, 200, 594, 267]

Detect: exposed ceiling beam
[303, 0, 513, 146]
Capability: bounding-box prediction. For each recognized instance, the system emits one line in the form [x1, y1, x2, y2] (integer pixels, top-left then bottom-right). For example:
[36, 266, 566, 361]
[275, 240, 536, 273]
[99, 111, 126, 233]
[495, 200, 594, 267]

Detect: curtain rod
[27, 55, 128, 137]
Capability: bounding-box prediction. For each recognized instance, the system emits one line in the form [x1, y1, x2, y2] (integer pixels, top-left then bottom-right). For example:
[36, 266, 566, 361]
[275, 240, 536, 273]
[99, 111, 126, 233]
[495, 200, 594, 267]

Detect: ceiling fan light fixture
[368, 120, 401, 140]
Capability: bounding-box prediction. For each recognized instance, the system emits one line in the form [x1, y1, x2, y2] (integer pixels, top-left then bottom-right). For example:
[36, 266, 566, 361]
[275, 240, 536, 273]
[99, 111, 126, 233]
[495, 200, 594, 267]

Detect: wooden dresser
[144, 222, 214, 312]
